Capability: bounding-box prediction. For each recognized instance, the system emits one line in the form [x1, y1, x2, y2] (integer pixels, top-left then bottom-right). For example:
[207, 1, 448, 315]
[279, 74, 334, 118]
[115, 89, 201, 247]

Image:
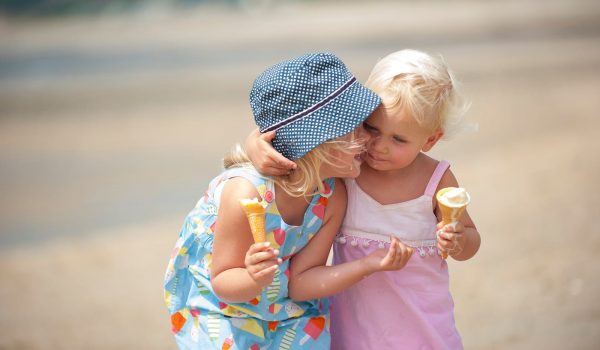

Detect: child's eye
[393, 136, 406, 143]
[363, 123, 376, 132]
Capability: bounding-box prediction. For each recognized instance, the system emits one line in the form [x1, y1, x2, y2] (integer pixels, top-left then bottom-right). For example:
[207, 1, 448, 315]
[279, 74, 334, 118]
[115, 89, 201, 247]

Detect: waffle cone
[438, 204, 467, 226]
[240, 199, 267, 243]
[436, 187, 470, 259]
[246, 213, 266, 243]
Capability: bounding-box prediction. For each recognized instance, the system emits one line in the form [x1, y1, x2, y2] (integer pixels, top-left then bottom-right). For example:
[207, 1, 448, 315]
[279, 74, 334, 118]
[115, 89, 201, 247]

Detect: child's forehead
[371, 104, 413, 122]
[368, 106, 424, 132]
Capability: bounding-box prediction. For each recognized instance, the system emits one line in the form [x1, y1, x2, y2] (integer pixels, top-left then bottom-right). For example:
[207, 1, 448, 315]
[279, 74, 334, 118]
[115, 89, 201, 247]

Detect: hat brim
[272, 81, 381, 160]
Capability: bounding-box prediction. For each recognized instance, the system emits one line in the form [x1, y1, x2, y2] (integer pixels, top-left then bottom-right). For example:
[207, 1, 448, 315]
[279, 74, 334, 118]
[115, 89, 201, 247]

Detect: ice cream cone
[436, 187, 470, 259]
[240, 198, 267, 243]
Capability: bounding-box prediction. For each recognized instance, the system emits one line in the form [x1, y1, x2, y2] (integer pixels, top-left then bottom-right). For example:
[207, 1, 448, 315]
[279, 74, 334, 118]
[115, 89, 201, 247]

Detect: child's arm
[244, 128, 296, 176]
[210, 177, 281, 303]
[435, 170, 481, 261]
[288, 179, 413, 301]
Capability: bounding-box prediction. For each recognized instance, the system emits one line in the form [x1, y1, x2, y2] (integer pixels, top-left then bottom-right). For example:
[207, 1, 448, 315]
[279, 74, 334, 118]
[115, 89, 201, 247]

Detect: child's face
[362, 105, 438, 172]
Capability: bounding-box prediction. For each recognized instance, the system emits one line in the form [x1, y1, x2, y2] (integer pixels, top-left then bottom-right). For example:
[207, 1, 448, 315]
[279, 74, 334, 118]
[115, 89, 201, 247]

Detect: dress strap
[321, 178, 335, 198]
[212, 166, 274, 206]
[424, 160, 450, 197]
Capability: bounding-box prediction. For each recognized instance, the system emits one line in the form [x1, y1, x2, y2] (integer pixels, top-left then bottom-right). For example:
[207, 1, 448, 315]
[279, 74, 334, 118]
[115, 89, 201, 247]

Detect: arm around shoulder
[289, 178, 348, 276]
[244, 128, 296, 176]
[288, 179, 373, 301]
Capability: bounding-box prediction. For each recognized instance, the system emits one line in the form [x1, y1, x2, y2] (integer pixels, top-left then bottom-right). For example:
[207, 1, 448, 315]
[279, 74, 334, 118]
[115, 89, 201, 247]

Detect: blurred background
[1, 0, 599, 349]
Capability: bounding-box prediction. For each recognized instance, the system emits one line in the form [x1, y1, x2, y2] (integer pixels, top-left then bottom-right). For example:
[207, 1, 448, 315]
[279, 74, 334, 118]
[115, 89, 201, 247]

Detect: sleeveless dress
[164, 167, 334, 349]
[331, 161, 463, 350]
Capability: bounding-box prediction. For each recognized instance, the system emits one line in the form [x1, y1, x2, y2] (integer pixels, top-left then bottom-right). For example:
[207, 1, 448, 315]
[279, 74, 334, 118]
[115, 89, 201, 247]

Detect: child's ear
[421, 129, 444, 152]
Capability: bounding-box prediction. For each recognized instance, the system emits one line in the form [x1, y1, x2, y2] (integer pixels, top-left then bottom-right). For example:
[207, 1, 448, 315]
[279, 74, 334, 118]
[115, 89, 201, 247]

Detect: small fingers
[390, 238, 414, 268]
[404, 246, 414, 260]
[393, 246, 406, 267]
[390, 237, 400, 255]
[247, 260, 271, 274]
[444, 221, 464, 233]
[247, 253, 281, 274]
[446, 222, 458, 231]
[249, 250, 280, 265]
[269, 153, 296, 171]
[258, 130, 296, 171]
[437, 233, 463, 256]
[252, 263, 279, 280]
[246, 243, 280, 267]
[262, 165, 292, 176]
[383, 237, 399, 264]
[436, 232, 450, 254]
[437, 230, 453, 242]
[260, 130, 277, 142]
[247, 242, 272, 255]
[396, 242, 413, 265]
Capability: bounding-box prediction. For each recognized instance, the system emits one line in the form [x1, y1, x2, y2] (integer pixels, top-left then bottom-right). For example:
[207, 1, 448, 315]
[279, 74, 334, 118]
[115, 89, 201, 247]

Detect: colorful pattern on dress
[164, 167, 333, 349]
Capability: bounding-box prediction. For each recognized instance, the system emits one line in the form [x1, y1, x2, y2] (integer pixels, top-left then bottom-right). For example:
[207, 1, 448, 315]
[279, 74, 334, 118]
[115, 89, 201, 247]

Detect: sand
[1, 0, 600, 348]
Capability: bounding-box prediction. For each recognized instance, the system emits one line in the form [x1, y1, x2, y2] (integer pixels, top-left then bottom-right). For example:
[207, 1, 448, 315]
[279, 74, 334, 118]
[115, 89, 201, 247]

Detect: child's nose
[368, 136, 386, 152]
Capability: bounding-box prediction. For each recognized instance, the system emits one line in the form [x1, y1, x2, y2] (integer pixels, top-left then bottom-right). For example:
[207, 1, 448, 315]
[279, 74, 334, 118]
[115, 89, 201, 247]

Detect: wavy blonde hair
[365, 49, 471, 138]
[224, 133, 363, 197]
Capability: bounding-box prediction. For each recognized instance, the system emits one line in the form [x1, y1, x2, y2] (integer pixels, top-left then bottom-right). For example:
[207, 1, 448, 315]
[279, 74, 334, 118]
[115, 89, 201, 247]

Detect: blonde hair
[224, 134, 362, 197]
[365, 49, 470, 138]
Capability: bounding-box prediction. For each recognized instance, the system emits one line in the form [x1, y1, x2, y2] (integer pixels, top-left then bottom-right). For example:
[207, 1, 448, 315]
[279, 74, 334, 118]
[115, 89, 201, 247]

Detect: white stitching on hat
[262, 77, 357, 133]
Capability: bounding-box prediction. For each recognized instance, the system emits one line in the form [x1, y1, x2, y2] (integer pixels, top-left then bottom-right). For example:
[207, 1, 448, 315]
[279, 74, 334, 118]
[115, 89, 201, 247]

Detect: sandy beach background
[1, 0, 599, 348]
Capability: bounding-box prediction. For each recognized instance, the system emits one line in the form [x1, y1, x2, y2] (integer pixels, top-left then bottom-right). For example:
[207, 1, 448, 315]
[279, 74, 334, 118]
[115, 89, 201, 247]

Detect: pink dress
[331, 161, 463, 350]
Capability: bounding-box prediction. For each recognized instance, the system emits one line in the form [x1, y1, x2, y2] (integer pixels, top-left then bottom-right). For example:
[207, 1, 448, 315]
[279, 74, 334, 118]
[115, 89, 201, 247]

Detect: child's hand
[436, 221, 466, 258]
[244, 129, 297, 176]
[244, 242, 282, 288]
[364, 236, 413, 273]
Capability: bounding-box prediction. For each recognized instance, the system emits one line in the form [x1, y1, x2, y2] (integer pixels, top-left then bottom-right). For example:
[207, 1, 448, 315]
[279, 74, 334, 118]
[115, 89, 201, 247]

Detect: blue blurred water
[1, 0, 599, 249]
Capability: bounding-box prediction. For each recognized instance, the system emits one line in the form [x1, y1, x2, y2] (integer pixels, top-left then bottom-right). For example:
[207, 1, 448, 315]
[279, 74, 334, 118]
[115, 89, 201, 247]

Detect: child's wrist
[359, 258, 375, 277]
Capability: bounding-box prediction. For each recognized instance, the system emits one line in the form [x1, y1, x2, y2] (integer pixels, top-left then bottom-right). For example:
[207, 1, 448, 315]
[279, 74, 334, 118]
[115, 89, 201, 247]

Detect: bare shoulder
[332, 178, 347, 196]
[324, 178, 348, 220]
[418, 153, 442, 176]
[438, 166, 460, 190]
[329, 178, 347, 206]
[416, 153, 460, 191]
[219, 176, 262, 208]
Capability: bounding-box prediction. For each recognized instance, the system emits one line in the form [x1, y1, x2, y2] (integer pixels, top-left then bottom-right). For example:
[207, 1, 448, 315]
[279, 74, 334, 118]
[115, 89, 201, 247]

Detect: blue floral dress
[164, 167, 334, 349]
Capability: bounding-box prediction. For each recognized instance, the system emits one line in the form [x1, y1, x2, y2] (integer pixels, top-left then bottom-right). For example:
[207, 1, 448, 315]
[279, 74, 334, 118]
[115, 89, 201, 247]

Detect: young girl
[163, 53, 414, 350]
[246, 49, 482, 349]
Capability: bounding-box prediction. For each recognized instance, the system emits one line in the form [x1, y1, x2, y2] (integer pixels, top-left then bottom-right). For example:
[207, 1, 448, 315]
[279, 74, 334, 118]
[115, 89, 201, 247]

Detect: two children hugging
[164, 53, 413, 350]
[246, 50, 481, 350]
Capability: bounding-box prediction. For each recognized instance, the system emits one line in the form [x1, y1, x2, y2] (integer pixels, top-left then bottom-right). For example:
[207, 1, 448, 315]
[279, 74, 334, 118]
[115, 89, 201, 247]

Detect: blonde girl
[164, 53, 412, 350]
[247, 49, 482, 350]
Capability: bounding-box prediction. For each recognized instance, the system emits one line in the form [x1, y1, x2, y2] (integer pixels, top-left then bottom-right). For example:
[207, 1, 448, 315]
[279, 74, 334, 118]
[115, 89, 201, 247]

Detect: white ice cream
[239, 198, 267, 208]
[438, 187, 470, 207]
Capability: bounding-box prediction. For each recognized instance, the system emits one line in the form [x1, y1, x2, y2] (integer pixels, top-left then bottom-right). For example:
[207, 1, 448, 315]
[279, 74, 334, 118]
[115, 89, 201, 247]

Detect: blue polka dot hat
[249, 53, 381, 160]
